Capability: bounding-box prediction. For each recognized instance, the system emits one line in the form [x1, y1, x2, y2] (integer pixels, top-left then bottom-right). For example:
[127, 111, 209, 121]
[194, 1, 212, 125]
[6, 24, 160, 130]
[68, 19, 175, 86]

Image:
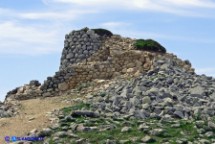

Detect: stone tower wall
[5, 28, 194, 100]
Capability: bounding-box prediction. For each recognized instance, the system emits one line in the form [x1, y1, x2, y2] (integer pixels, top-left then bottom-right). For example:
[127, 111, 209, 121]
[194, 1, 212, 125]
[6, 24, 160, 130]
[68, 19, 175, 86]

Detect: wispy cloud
[0, 5, 95, 55]
[19, 9, 97, 21]
[102, 28, 215, 45]
[49, 0, 215, 17]
[52, 0, 215, 8]
[0, 0, 214, 55]
[163, 0, 215, 8]
[100, 22, 131, 29]
[0, 21, 62, 55]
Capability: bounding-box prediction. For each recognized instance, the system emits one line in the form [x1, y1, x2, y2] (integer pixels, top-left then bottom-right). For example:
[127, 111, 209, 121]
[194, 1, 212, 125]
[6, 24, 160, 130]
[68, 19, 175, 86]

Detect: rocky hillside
[1, 28, 215, 144]
[4, 27, 193, 102]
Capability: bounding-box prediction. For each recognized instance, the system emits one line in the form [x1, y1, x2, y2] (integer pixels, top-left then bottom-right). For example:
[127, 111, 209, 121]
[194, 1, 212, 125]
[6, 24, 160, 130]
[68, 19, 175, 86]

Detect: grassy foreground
[33, 103, 215, 144]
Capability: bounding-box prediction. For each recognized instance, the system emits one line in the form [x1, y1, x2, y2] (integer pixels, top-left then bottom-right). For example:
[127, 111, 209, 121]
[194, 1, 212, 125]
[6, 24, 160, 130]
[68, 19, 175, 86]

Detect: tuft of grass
[92, 28, 113, 37]
[134, 39, 166, 53]
[61, 103, 91, 115]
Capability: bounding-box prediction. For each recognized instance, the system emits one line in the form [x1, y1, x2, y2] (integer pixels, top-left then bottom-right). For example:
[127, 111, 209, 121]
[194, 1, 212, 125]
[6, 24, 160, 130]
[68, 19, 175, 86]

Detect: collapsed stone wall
[5, 80, 41, 102]
[5, 28, 194, 101]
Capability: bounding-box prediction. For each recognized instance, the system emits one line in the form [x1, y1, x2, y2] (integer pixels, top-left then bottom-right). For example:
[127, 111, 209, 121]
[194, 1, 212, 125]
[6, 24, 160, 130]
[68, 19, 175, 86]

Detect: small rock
[141, 135, 155, 143]
[76, 138, 86, 144]
[174, 110, 184, 119]
[38, 128, 52, 137]
[28, 117, 35, 121]
[198, 139, 210, 144]
[208, 121, 215, 130]
[205, 131, 214, 138]
[106, 139, 116, 144]
[138, 123, 149, 131]
[71, 111, 99, 118]
[119, 140, 130, 144]
[171, 123, 181, 128]
[76, 124, 91, 132]
[121, 126, 131, 132]
[58, 82, 68, 91]
[150, 128, 164, 136]
[54, 131, 68, 138]
[142, 96, 151, 104]
[28, 128, 38, 136]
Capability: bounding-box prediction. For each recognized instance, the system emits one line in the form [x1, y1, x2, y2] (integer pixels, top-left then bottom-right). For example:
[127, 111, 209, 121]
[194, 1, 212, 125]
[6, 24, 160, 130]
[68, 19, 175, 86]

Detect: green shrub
[61, 103, 91, 115]
[134, 39, 166, 53]
[92, 28, 113, 37]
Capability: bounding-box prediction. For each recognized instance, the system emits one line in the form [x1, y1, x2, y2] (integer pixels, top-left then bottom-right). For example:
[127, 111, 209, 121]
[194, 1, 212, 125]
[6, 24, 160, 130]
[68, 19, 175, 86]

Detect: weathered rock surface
[86, 60, 214, 120]
[3, 27, 215, 143]
[5, 80, 41, 101]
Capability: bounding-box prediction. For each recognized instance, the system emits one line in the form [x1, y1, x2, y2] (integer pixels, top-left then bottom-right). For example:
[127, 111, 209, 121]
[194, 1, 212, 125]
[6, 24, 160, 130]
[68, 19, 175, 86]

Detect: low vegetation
[34, 103, 215, 144]
[134, 39, 166, 53]
[92, 28, 113, 37]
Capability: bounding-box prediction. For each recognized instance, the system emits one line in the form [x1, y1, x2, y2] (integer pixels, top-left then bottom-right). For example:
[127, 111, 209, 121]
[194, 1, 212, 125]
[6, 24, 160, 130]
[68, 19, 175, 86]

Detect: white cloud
[163, 0, 215, 8]
[0, 6, 97, 55]
[0, 0, 214, 55]
[196, 68, 215, 77]
[103, 28, 215, 45]
[51, 0, 112, 5]
[49, 0, 215, 17]
[53, 0, 215, 8]
[100, 22, 131, 29]
[19, 9, 97, 20]
[0, 22, 62, 55]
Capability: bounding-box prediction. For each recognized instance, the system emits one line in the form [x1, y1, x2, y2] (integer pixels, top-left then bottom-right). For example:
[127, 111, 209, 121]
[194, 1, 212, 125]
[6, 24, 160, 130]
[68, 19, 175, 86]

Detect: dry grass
[0, 95, 76, 144]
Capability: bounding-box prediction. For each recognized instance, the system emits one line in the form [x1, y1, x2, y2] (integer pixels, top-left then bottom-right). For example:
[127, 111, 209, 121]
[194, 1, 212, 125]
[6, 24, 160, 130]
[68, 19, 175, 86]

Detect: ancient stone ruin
[5, 27, 194, 101]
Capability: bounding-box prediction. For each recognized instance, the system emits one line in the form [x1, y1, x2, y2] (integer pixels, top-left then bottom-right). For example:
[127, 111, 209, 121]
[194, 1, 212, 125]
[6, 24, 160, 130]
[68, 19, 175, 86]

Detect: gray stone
[205, 131, 214, 138]
[38, 128, 52, 137]
[198, 139, 210, 144]
[208, 121, 215, 130]
[54, 131, 68, 138]
[106, 139, 116, 144]
[71, 111, 99, 118]
[119, 140, 130, 144]
[174, 110, 184, 119]
[66, 53, 74, 59]
[121, 126, 131, 132]
[150, 128, 164, 136]
[142, 96, 151, 104]
[76, 138, 86, 144]
[190, 86, 205, 95]
[76, 124, 91, 132]
[130, 96, 141, 106]
[141, 135, 155, 143]
[58, 82, 68, 91]
[138, 123, 149, 131]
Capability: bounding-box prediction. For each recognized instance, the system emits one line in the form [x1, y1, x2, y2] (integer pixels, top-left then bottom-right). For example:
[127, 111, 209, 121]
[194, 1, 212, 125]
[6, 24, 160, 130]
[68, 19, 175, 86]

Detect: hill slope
[1, 28, 215, 144]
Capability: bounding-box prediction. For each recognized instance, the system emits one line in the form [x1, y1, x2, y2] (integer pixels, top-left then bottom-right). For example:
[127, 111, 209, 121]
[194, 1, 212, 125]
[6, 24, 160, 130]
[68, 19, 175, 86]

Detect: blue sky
[0, 0, 215, 101]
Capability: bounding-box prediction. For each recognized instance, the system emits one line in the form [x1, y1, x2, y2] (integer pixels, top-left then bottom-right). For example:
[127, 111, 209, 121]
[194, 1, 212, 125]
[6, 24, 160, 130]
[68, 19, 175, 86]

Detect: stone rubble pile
[0, 101, 20, 118]
[87, 60, 215, 120]
[2, 28, 195, 121]
[5, 80, 41, 102]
